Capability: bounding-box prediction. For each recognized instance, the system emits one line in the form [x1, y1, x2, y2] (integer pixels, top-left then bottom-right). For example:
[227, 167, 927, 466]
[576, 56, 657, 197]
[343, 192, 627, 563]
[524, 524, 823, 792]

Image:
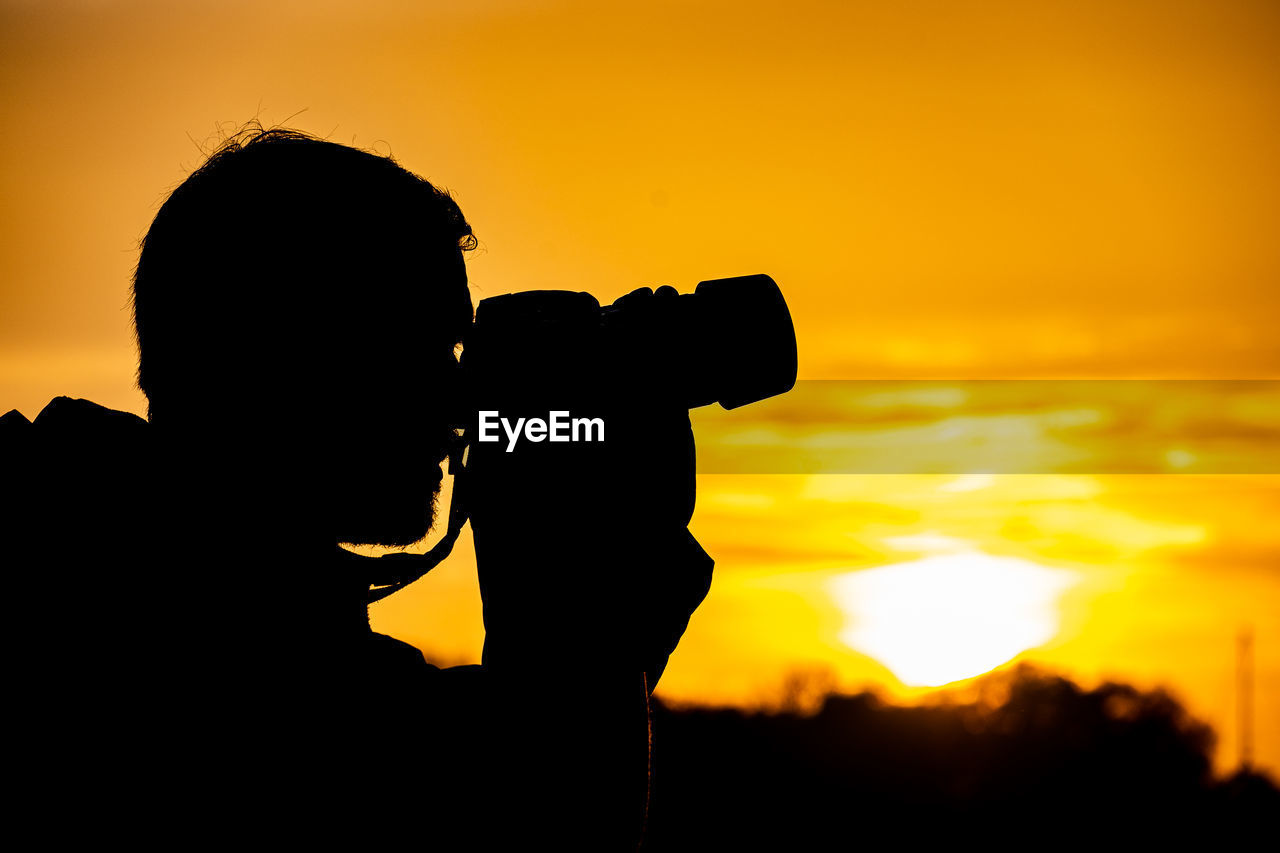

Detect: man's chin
[337, 515, 435, 549]
[334, 487, 440, 549]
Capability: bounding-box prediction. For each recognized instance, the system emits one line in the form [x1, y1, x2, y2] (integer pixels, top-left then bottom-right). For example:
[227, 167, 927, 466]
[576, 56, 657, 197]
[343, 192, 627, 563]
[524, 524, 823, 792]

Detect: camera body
[458, 274, 797, 527]
[462, 273, 797, 413]
[457, 275, 797, 678]
[365, 275, 798, 635]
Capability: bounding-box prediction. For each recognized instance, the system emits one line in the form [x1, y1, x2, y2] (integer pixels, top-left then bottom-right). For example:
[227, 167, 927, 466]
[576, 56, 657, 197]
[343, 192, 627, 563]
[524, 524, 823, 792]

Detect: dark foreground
[643, 666, 1278, 848]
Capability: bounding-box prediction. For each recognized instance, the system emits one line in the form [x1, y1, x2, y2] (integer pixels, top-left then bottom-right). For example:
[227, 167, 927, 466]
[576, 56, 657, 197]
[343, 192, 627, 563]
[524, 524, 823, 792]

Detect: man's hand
[465, 286, 713, 686]
[460, 286, 715, 849]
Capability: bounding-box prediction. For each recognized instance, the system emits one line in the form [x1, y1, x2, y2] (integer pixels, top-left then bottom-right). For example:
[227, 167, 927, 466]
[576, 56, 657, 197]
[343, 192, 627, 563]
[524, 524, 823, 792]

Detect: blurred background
[3, 0, 1276, 805]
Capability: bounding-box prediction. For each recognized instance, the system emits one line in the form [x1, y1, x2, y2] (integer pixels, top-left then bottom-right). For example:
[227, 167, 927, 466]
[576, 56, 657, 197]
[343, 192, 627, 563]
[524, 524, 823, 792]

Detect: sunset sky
[3, 0, 1277, 775]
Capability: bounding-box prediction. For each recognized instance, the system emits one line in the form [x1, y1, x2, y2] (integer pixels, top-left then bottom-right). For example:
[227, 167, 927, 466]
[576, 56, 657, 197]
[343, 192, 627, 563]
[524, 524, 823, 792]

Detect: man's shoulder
[3, 396, 150, 495]
[3, 396, 152, 504]
[364, 631, 484, 683]
[367, 631, 432, 670]
[3, 397, 162, 614]
[4, 396, 147, 437]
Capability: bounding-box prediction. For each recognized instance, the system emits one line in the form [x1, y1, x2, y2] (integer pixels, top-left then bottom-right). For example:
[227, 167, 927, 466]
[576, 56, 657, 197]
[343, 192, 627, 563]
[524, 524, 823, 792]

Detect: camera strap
[358, 436, 471, 605]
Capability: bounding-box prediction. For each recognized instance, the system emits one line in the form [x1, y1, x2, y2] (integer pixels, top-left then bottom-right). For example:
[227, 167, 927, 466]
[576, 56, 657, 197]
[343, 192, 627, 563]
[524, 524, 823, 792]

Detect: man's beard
[334, 467, 444, 548]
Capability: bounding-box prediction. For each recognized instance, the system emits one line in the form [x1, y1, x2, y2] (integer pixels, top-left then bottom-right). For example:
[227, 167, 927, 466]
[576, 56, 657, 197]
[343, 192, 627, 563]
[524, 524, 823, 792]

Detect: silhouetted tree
[643, 665, 1278, 848]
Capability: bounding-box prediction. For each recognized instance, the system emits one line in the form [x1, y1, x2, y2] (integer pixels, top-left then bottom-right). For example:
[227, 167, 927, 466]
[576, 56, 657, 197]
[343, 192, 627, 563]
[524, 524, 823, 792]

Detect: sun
[830, 552, 1079, 687]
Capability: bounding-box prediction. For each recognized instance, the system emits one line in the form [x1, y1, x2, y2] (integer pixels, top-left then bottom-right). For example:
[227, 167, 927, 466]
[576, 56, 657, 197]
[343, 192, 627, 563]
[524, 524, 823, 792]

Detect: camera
[364, 274, 797, 603]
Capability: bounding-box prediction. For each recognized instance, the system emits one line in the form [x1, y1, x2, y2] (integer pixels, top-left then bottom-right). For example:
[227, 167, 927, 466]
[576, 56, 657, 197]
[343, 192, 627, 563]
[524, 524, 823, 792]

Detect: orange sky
[3, 1, 1278, 775]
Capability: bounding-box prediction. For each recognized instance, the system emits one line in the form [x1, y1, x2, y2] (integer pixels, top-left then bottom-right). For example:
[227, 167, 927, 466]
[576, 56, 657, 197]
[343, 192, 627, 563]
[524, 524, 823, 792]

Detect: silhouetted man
[5, 128, 711, 849]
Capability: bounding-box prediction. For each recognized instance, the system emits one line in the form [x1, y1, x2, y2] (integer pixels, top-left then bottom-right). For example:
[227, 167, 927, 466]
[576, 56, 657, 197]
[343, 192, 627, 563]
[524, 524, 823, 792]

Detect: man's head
[132, 127, 475, 547]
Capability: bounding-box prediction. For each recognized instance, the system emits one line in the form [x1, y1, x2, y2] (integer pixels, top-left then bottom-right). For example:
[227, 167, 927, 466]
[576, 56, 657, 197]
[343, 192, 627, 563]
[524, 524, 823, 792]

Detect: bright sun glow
[831, 553, 1079, 687]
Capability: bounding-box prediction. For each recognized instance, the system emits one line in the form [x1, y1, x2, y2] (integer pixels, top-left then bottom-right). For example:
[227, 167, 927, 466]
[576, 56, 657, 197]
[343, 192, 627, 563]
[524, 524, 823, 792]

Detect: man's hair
[132, 126, 476, 423]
